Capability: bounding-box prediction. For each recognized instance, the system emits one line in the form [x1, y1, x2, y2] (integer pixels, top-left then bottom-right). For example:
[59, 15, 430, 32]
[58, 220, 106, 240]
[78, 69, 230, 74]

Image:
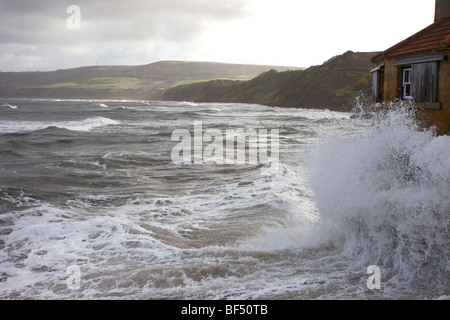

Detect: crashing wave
[309, 101, 450, 293]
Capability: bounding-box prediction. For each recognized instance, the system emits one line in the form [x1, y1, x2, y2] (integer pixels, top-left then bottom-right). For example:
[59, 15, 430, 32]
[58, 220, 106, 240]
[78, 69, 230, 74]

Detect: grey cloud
[0, 0, 251, 45]
[0, 0, 253, 71]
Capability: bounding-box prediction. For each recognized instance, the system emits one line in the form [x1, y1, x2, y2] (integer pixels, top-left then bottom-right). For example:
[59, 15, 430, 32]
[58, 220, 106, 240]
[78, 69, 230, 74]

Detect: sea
[0, 98, 448, 300]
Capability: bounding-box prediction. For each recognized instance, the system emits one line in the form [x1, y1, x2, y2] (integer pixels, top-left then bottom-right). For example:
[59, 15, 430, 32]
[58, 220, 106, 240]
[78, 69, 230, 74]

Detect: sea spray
[1, 99, 447, 299]
[309, 102, 450, 295]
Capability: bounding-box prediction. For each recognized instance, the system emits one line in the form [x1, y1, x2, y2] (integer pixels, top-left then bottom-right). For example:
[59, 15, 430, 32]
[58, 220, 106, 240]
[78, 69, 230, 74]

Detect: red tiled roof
[371, 15, 450, 63]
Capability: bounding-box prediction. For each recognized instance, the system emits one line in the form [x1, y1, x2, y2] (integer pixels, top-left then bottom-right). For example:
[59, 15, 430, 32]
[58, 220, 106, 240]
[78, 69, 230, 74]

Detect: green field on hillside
[21, 77, 144, 89]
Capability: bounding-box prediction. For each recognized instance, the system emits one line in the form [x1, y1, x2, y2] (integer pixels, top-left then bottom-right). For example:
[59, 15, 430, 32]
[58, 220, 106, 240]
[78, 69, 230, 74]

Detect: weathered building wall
[376, 55, 450, 134]
[371, 0, 450, 134]
[423, 57, 450, 134]
[382, 60, 400, 101]
[438, 57, 450, 111]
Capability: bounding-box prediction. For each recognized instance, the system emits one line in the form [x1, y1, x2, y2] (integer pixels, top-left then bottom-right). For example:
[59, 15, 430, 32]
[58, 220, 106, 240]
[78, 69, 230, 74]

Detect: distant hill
[163, 51, 379, 111]
[0, 61, 302, 100]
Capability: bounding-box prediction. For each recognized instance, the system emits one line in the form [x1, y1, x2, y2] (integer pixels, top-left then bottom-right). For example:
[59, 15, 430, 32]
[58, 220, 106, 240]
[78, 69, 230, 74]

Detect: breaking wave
[0, 117, 120, 133]
[55, 117, 120, 132]
[309, 102, 450, 296]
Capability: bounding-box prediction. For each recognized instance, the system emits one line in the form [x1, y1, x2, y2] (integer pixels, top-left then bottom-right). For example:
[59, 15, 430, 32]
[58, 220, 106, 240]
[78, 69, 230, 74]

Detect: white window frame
[402, 67, 413, 100]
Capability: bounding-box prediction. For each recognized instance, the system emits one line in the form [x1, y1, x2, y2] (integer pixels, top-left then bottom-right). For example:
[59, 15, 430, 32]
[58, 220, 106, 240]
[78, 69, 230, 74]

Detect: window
[402, 67, 412, 100]
[393, 55, 443, 104]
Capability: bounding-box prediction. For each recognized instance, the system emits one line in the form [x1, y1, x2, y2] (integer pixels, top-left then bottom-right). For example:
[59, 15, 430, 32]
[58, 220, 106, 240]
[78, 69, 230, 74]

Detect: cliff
[163, 51, 379, 111]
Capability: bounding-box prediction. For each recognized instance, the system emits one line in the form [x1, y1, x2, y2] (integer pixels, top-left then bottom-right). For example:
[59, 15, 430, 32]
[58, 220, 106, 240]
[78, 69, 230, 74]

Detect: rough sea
[0, 99, 448, 299]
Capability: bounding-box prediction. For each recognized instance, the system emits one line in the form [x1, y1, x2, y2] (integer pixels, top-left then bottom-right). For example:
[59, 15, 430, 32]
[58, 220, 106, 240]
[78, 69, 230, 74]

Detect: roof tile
[371, 15, 450, 63]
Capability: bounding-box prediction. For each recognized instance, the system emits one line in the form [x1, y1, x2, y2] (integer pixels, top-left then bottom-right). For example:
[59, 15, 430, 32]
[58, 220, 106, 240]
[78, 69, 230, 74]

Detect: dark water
[0, 99, 448, 299]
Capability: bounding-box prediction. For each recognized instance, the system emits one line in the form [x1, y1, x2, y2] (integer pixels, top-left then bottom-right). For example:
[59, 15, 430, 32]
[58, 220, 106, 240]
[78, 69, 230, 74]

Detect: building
[370, 0, 450, 134]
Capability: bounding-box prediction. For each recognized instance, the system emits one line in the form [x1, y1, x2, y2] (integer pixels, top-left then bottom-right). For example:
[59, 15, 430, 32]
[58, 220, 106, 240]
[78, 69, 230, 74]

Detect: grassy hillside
[163, 51, 378, 111]
[0, 61, 302, 100]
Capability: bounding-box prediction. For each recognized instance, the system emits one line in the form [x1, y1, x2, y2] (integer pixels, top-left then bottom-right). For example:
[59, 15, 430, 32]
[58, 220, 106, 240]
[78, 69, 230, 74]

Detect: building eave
[370, 14, 450, 64]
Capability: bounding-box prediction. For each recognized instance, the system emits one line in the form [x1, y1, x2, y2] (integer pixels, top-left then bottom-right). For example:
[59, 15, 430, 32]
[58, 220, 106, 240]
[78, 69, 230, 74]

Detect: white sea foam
[1, 100, 447, 300]
[297, 109, 351, 121]
[1, 104, 18, 109]
[56, 117, 119, 131]
[181, 101, 199, 107]
[309, 103, 450, 290]
[0, 117, 120, 133]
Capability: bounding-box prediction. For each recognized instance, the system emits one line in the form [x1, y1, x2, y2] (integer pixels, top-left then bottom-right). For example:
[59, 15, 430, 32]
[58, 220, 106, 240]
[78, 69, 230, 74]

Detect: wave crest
[309, 102, 450, 293]
[0, 117, 120, 133]
[56, 117, 120, 132]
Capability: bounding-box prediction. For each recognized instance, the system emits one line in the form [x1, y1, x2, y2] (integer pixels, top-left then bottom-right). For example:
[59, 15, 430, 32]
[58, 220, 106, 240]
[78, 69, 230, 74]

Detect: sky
[0, 0, 436, 72]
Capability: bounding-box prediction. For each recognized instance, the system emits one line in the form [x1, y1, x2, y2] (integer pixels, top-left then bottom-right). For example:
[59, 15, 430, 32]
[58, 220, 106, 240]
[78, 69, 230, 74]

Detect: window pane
[405, 84, 411, 97]
[404, 69, 410, 83]
[402, 67, 413, 100]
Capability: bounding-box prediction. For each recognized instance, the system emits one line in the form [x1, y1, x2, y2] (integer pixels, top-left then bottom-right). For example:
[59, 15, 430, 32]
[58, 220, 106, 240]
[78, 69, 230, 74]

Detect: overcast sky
[0, 0, 436, 72]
